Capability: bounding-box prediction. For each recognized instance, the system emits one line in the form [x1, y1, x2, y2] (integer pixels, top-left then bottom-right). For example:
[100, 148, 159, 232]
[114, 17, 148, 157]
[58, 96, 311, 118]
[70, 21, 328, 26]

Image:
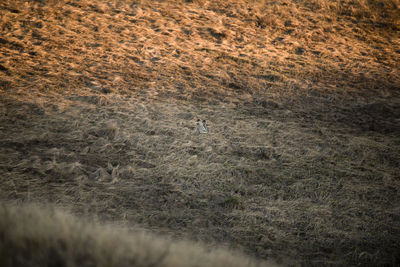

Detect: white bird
[197, 119, 208, 134]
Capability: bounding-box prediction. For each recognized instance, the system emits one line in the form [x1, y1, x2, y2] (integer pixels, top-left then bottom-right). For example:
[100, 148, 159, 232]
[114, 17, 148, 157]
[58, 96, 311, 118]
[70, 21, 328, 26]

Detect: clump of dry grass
[0, 203, 273, 267]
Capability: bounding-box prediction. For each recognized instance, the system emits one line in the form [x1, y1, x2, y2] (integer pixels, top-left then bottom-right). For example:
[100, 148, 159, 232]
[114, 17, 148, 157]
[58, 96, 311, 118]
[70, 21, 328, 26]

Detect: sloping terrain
[1, 91, 400, 266]
[1, 0, 400, 266]
[1, 0, 399, 100]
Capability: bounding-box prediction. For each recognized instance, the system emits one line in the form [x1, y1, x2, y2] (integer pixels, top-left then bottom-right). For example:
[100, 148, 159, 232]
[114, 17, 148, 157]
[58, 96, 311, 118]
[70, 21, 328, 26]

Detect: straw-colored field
[1, 0, 399, 266]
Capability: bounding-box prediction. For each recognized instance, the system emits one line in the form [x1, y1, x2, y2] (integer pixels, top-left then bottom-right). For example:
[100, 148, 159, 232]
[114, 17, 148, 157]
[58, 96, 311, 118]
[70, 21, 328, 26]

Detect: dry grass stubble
[0, 0, 399, 101]
[1, 0, 400, 265]
[1, 93, 399, 266]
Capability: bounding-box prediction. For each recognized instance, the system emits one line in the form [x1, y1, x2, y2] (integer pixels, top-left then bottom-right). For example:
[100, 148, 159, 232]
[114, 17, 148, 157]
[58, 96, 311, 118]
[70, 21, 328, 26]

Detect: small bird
[197, 119, 208, 134]
[202, 120, 208, 132]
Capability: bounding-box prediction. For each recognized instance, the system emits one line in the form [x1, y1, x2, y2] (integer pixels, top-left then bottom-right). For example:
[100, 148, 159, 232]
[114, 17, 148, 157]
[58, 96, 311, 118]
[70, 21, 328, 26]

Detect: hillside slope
[1, 0, 400, 266]
[1, 0, 399, 101]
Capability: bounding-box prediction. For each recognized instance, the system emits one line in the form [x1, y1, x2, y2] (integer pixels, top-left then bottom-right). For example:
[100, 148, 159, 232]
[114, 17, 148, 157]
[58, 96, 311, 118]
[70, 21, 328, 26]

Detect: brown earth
[1, 0, 400, 266]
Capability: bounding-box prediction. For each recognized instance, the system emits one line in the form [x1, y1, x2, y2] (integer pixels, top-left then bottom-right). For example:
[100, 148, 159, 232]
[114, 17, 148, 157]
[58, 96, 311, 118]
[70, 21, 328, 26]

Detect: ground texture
[1, 0, 400, 266]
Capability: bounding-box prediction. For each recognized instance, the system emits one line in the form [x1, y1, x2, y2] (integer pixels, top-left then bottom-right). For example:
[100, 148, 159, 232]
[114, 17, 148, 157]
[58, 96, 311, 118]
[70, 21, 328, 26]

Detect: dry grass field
[1, 0, 400, 266]
[0, 204, 272, 267]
